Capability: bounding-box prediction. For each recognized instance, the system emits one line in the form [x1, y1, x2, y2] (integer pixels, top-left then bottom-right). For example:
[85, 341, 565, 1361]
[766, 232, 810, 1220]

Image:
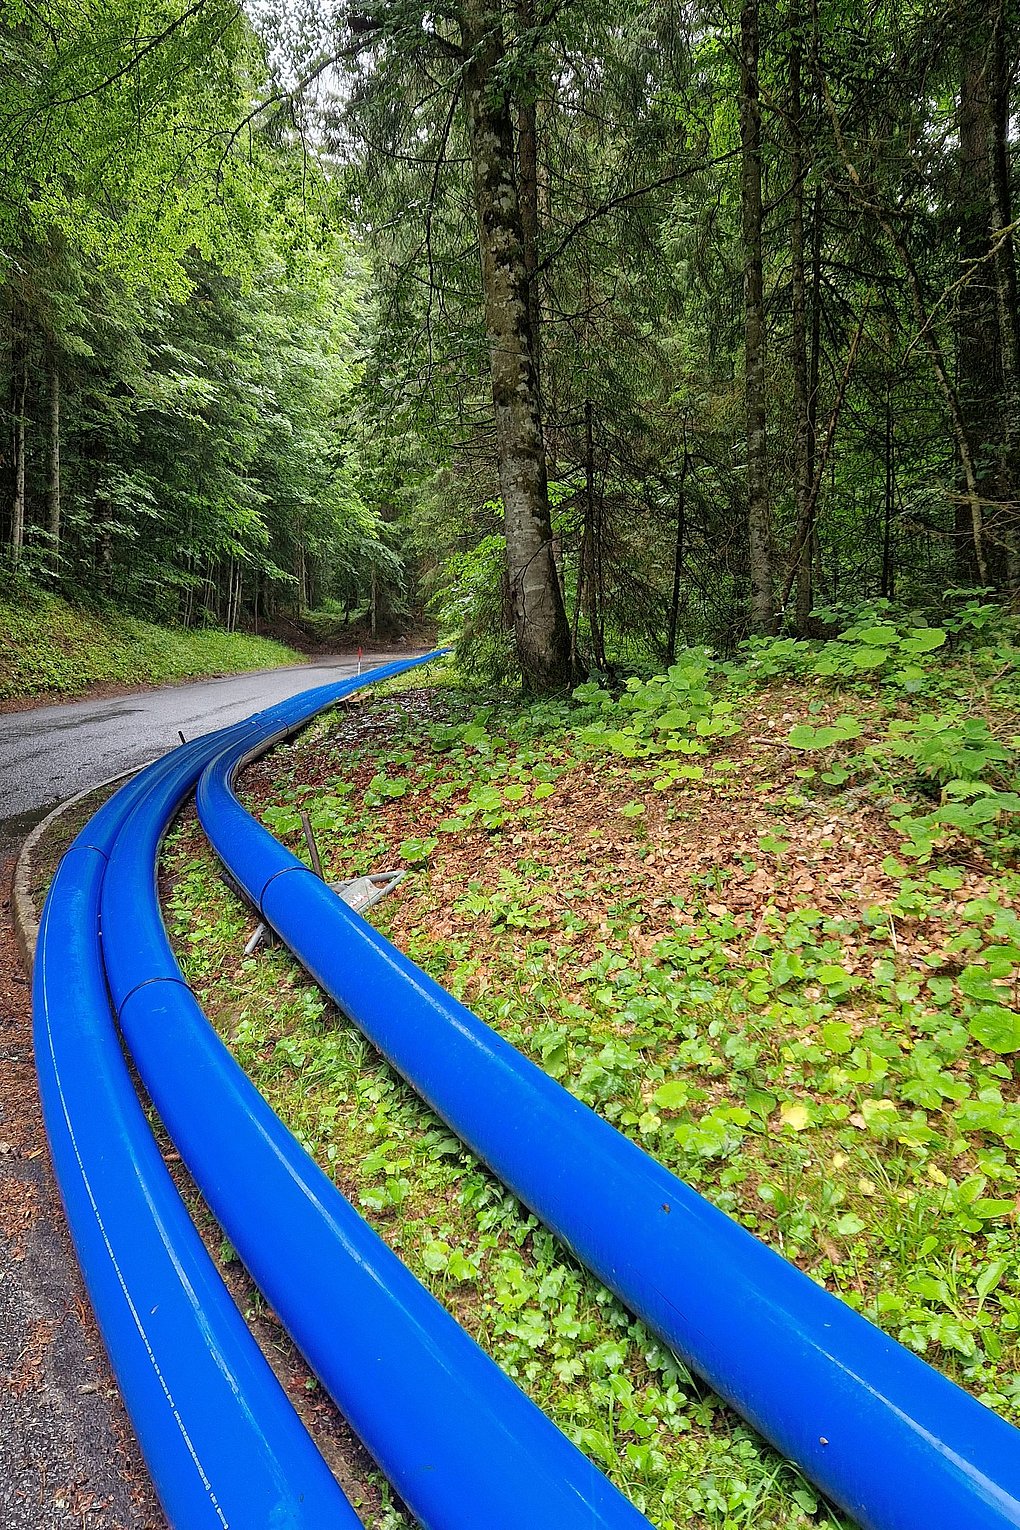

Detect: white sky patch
[244, 0, 337, 91]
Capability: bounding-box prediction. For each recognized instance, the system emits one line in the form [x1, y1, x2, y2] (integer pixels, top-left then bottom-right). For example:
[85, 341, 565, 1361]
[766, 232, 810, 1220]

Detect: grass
[27, 782, 120, 906]
[162, 606, 1020, 1529]
[0, 590, 302, 701]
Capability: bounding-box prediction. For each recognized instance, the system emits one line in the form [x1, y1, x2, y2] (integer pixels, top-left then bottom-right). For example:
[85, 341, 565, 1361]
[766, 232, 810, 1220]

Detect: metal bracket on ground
[242, 817, 406, 960]
[243, 871, 405, 958]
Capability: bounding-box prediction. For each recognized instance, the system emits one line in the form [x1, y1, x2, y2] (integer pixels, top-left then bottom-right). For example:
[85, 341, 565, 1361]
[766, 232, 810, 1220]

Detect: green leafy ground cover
[0, 591, 302, 701]
[163, 600, 1020, 1529]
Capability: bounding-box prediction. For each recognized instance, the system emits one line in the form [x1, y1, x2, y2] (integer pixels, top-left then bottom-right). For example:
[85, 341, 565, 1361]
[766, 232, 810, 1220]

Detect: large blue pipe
[196, 692, 1020, 1530]
[33, 728, 363, 1530]
[100, 657, 653, 1530]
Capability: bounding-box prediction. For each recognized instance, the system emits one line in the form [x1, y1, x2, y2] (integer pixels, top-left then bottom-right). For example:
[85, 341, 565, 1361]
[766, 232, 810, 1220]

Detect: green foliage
[744, 605, 957, 690]
[167, 831, 852, 1529]
[788, 718, 862, 751]
[432, 534, 516, 684]
[164, 626, 1020, 1525]
[0, 590, 299, 699]
[0, 0, 266, 295]
[0, 5, 406, 634]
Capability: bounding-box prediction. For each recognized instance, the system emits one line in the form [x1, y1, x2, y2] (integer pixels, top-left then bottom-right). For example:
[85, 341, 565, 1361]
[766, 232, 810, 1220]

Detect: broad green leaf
[959, 965, 1006, 1003]
[653, 1081, 689, 1110]
[848, 646, 890, 669]
[904, 627, 947, 652]
[976, 1259, 1008, 1301]
[745, 1088, 776, 1119]
[969, 1006, 1020, 1053]
[819, 1020, 854, 1053]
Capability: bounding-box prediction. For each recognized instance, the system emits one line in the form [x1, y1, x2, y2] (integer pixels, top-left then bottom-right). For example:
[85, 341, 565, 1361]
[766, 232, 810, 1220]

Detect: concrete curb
[12, 761, 156, 971]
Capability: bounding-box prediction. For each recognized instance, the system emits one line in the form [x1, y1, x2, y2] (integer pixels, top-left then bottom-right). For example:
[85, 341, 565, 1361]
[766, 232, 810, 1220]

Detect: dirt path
[0, 838, 161, 1529]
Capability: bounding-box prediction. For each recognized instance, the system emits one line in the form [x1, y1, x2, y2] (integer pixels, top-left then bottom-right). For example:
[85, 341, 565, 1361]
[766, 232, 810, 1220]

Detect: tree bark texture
[882, 380, 896, 598]
[47, 357, 60, 560]
[956, 3, 997, 583]
[988, 0, 1020, 587]
[10, 301, 27, 565]
[666, 444, 689, 663]
[515, 0, 543, 388]
[739, 0, 774, 632]
[460, 0, 572, 689]
[788, 0, 813, 631]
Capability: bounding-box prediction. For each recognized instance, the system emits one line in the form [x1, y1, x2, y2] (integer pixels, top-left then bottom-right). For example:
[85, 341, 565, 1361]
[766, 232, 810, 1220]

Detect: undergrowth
[164, 596, 1020, 1530]
[0, 590, 301, 700]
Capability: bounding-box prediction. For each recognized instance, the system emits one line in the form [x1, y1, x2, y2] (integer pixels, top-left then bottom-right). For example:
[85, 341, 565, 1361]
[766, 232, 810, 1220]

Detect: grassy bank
[163, 604, 1019, 1529]
[0, 591, 302, 702]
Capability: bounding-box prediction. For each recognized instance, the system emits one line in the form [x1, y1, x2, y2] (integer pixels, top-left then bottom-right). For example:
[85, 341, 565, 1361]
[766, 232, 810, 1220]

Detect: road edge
[12, 761, 155, 970]
[0, 646, 427, 717]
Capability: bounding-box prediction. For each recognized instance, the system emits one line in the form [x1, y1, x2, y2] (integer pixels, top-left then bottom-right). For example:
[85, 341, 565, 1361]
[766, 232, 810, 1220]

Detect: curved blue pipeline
[33, 724, 363, 1529]
[100, 654, 653, 1530]
[196, 696, 1020, 1530]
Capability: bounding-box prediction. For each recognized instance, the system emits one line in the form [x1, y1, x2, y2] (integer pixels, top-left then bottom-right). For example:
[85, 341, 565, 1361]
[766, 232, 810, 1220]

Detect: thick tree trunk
[572, 397, 595, 669]
[515, 0, 543, 388]
[739, 0, 774, 633]
[460, 0, 572, 691]
[803, 187, 823, 613]
[47, 357, 60, 563]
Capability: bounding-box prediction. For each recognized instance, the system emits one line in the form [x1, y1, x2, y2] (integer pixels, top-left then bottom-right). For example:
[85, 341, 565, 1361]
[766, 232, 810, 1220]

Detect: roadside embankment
[0, 592, 302, 705]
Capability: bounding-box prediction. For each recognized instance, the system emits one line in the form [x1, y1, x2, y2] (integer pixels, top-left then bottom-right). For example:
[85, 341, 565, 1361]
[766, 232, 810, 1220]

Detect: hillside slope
[0, 593, 302, 703]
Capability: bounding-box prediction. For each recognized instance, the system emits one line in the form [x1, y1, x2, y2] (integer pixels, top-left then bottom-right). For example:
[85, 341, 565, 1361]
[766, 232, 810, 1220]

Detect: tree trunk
[828, 80, 990, 587]
[666, 445, 689, 664]
[957, 3, 997, 584]
[99, 504, 114, 590]
[47, 357, 60, 564]
[800, 186, 824, 619]
[881, 379, 896, 598]
[788, 0, 813, 632]
[515, 0, 543, 389]
[10, 302, 27, 566]
[988, 0, 1020, 588]
[460, 0, 572, 691]
[739, 0, 774, 632]
[571, 398, 594, 669]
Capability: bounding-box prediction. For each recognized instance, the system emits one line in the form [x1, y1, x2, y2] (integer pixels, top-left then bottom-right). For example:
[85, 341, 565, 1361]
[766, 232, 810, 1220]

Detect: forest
[2, 0, 1019, 686]
[6, 8, 1020, 1528]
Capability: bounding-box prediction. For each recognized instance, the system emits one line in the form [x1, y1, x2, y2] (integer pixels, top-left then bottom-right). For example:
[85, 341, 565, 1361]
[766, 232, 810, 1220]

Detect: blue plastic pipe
[197, 695, 1020, 1530]
[101, 658, 653, 1530]
[33, 732, 362, 1530]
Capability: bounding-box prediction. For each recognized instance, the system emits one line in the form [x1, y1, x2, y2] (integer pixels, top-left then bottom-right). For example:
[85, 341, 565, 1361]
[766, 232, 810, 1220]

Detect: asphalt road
[0, 652, 414, 840]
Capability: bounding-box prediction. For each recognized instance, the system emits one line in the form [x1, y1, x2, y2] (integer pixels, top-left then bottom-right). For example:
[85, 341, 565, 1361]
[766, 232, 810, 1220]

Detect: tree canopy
[2, 0, 1018, 679]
